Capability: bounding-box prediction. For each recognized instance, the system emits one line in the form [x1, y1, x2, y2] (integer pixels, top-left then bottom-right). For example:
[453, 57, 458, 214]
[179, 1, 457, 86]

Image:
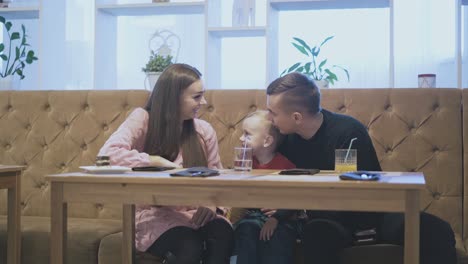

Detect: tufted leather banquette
[0, 89, 466, 264]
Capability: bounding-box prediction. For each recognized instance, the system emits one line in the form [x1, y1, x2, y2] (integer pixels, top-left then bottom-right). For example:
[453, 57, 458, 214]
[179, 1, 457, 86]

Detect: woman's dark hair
[144, 63, 207, 167]
[266, 72, 321, 114]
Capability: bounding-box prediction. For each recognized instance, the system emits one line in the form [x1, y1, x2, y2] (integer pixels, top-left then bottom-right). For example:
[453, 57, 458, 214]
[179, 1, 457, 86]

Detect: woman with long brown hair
[99, 64, 233, 264]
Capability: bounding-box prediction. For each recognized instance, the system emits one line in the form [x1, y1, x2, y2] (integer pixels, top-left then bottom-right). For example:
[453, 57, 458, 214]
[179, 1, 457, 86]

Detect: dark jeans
[146, 218, 234, 264]
[233, 221, 297, 264]
[302, 211, 456, 264]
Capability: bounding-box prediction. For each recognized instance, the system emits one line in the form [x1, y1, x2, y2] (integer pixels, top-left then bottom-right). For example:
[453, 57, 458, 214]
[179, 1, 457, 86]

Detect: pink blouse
[98, 108, 225, 252]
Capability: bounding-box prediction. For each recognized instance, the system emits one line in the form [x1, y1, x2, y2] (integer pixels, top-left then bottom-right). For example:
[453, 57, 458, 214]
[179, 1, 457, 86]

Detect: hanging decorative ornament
[143, 29, 181, 90]
[148, 29, 181, 62]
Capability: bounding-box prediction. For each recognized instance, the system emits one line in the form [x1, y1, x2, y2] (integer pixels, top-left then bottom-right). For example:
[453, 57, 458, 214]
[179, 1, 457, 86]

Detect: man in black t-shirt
[265, 72, 456, 264]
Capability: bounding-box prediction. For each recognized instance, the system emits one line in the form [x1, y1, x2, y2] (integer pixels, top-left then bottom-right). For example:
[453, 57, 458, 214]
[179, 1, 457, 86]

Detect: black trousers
[302, 211, 457, 264]
[146, 218, 234, 264]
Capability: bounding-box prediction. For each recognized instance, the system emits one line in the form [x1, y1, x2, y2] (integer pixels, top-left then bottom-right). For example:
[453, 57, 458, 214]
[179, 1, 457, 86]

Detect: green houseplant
[142, 51, 173, 90]
[281, 36, 349, 88]
[142, 51, 173, 73]
[0, 15, 38, 80]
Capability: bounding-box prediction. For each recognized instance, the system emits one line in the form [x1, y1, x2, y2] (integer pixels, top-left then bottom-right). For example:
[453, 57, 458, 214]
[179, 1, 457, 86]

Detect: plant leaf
[11, 32, 20, 40]
[325, 69, 338, 82]
[0, 43, 4, 53]
[292, 37, 312, 53]
[15, 47, 20, 60]
[318, 59, 327, 71]
[310, 47, 318, 57]
[333, 65, 350, 81]
[292, 43, 309, 57]
[0, 16, 5, 24]
[0, 54, 7, 61]
[5, 22, 12, 31]
[296, 66, 304, 73]
[319, 36, 334, 49]
[304, 62, 311, 74]
[287, 62, 301, 73]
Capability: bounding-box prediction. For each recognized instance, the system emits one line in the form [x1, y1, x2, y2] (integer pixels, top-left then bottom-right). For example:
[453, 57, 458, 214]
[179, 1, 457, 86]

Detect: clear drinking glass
[234, 147, 253, 171]
[335, 149, 357, 172]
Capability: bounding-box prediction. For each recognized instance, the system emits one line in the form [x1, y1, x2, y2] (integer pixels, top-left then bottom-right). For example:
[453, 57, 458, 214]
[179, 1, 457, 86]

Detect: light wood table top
[47, 169, 424, 264]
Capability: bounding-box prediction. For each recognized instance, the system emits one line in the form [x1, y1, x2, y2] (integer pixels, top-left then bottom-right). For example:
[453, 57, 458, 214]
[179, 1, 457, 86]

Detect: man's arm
[353, 127, 382, 171]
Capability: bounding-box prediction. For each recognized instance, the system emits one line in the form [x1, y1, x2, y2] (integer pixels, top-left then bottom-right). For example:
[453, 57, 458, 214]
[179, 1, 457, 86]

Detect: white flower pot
[314, 79, 329, 89]
[0, 76, 19, 90]
[145, 72, 162, 91]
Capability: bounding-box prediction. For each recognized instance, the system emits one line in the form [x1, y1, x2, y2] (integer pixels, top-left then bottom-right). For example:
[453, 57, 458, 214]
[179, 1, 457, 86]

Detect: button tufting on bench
[433, 192, 441, 200]
[6, 104, 13, 111]
[208, 106, 214, 112]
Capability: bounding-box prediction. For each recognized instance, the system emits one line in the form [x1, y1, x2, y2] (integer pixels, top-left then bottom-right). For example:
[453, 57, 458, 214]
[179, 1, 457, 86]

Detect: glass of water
[234, 147, 253, 171]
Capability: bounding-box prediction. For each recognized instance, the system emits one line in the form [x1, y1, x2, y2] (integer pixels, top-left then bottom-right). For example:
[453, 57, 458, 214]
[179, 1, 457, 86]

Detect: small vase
[145, 72, 162, 91]
[0, 75, 19, 90]
[314, 79, 329, 89]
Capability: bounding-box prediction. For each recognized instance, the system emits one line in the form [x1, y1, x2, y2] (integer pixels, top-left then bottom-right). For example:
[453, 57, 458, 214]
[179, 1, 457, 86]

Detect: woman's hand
[149, 155, 181, 168]
[259, 217, 278, 241]
[190, 206, 217, 226]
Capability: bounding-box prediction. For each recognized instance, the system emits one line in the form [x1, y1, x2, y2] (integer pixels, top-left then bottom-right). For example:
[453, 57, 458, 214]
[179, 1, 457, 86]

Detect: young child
[231, 110, 298, 264]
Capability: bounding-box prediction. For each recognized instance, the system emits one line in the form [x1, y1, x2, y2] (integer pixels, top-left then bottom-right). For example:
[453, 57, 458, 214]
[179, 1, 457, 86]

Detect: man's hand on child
[259, 217, 278, 241]
[191, 206, 216, 226]
[260, 208, 277, 217]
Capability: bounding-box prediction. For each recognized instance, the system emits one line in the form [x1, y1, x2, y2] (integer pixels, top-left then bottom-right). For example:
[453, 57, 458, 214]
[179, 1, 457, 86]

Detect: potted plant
[0, 15, 38, 89]
[281, 36, 349, 89]
[142, 50, 173, 90]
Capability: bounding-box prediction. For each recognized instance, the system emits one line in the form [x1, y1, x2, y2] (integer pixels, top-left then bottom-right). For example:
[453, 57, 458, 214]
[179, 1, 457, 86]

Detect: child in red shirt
[240, 110, 295, 170]
[231, 110, 297, 264]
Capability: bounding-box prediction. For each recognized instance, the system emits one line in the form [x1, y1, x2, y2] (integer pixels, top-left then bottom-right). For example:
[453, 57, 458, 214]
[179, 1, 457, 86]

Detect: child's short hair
[244, 110, 284, 147]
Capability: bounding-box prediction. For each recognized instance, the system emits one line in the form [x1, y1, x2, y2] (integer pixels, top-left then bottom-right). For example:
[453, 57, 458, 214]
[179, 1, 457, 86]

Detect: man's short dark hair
[266, 72, 321, 114]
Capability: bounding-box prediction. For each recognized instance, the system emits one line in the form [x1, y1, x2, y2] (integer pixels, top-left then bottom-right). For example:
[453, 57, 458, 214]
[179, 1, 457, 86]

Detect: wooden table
[0, 165, 25, 264]
[46, 169, 425, 264]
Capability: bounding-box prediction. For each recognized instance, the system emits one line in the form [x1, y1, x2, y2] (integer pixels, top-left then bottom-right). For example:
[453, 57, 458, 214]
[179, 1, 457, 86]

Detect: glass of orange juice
[335, 149, 357, 172]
